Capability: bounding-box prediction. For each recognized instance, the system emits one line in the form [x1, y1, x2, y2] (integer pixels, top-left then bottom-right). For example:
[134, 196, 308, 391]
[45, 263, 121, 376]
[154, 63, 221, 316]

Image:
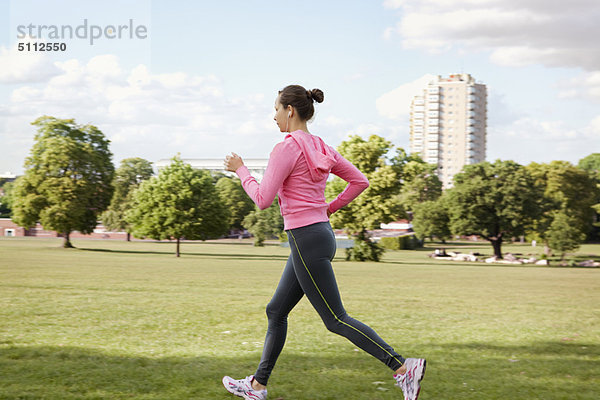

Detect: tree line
[411, 158, 600, 260]
[3, 116, 599, 260]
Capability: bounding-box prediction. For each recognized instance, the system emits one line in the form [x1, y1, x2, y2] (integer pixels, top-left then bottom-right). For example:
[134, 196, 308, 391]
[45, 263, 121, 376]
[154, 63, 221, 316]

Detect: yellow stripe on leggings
[289, 230, 404, 367]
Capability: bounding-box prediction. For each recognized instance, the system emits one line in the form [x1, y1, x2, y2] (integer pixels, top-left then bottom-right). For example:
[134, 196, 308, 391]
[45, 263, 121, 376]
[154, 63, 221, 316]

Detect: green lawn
[1, 237, 599, 399]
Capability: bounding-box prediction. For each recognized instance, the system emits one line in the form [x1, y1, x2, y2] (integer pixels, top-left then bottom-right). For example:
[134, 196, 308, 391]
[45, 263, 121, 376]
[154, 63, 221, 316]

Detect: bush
[278, 231, 288, 243]
[380, 236, 401, 250]
[345, 230, 384, 262]
[379, 235, 422, 250]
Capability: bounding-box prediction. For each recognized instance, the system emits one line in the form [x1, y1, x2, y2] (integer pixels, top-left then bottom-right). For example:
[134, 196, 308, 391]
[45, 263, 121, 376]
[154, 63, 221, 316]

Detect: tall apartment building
[409, 74, 487, 188]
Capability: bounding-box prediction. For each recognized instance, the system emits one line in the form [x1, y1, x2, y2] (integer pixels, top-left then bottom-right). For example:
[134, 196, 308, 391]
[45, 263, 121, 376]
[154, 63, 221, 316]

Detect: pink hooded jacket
[235, 130, 369, 230]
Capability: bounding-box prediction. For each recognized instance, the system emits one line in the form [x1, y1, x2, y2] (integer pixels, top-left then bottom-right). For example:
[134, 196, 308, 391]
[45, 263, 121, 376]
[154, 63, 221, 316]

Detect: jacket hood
[286, 130, 336, 182]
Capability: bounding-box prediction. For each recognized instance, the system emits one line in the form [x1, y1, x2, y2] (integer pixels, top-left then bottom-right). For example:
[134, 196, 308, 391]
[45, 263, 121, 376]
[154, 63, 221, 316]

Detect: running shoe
[222, 375, 267, 400]
[393, 358, 426, 400]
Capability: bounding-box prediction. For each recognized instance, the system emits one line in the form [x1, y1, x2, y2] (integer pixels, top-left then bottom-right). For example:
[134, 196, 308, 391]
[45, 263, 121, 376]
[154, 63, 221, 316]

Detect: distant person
[222, 84, 426, 400]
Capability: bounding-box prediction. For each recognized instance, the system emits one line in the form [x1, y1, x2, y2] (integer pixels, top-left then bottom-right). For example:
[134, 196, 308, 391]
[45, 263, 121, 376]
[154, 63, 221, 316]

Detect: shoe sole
[222, 376, 239, 395]
[414, 359, 427, 400]
[222, 377, 264, 400]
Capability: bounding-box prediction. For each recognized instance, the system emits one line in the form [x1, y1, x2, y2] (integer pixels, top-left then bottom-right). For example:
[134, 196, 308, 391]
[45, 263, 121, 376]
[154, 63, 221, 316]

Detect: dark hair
[278, 85, 324, 121]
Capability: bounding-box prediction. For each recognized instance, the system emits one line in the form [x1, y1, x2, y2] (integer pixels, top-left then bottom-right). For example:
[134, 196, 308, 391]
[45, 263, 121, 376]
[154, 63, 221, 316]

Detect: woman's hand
[224, 152, 244, 172]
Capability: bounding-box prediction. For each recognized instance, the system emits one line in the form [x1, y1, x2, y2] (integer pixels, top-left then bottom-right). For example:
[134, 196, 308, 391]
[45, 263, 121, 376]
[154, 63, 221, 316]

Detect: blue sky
[1, 0, 599, 175]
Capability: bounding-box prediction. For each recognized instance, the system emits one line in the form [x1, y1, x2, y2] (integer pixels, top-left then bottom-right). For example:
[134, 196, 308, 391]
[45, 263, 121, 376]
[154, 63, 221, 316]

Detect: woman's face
[274, 95, 291, 133]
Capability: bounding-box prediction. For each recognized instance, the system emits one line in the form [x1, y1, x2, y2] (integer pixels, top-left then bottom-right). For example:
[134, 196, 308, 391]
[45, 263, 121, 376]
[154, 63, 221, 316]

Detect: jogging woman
[222, 84, 425, 400]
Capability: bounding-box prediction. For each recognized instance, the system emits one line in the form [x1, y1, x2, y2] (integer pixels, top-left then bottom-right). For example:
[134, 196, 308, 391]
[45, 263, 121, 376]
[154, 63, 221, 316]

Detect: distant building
[409, 73, 487, 188]
[155, 158, 269, 181]
[0, 173, 18, 198]
[0, 172, 17, 182]
[0, 219, 130, 239]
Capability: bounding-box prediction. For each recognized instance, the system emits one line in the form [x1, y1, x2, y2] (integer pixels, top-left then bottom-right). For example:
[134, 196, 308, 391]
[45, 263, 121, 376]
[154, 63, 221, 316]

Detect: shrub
[379, 235, 422, 250]
[279, 231, 288, 243]
[380, 236, 401, 250]
[345, 230, 384, 261]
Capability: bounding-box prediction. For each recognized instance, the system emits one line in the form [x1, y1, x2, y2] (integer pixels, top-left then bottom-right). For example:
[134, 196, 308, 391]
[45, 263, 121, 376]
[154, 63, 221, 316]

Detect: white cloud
[375, 74, 437, 119]
[557, 71, 600, 103]
[323, 116, 344, 127]
[487, 90, 524, 128]
[383, 0, 600, 71]
[0, 54, 282, 174]
[487, 115, 600, 164]
[0, 40, 62, 84]
[583, 115, 600, 138]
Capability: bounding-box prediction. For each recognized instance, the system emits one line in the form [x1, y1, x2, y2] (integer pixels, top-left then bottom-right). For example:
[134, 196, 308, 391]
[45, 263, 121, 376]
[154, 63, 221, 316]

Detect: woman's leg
[254, 254, 304, 386]
[287, 221, 405, 372]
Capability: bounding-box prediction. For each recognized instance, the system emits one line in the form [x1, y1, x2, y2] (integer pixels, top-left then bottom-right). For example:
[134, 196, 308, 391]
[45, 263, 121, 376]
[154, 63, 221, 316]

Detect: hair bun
[309, 88, 324, 103]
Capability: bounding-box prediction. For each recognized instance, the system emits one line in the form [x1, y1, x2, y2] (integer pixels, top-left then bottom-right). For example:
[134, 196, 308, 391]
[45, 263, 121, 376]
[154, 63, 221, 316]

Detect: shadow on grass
[77, 247, 290, 261]
[1, 341, 598, 399]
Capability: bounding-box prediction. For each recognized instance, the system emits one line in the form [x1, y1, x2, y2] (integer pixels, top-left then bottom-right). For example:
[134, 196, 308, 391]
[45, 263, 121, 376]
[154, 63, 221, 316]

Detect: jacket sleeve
[327, 151, 369, 214]
[235, 141, 297, 210]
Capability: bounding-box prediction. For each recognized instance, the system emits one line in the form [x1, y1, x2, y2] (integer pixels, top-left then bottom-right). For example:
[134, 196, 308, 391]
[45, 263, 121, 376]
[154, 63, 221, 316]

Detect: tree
[577, 153, 600, 240]
[126, 156, 228, 257]
[11, 116, 114, 248]
[398, 159, 443, 212]
[215, 176, 255, 230]
[101, 158, 154, 241]
[242, 198, 284, 246]
[0, 181, 14, 218]
[325, 135, 406, 261]
[411, 197, 451, 242]
[527, 161, 599, 253]
[446, 160, 540, 259]
[546, 212, 586, 261]
[578, 153, 600, 181]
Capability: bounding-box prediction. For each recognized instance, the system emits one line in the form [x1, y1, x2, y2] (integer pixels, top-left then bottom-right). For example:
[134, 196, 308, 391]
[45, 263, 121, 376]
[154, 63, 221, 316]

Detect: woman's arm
[233, 141, 297, 210]
[327, 152, 369, 214]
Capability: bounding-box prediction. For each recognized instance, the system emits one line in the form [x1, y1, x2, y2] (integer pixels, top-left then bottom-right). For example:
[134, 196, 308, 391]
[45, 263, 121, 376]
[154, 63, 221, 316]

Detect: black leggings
[254, 221, 404, 385]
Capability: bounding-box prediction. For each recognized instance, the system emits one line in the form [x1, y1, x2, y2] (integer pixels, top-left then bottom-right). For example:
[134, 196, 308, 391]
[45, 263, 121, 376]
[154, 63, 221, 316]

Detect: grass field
[1, 237, 599, 399]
